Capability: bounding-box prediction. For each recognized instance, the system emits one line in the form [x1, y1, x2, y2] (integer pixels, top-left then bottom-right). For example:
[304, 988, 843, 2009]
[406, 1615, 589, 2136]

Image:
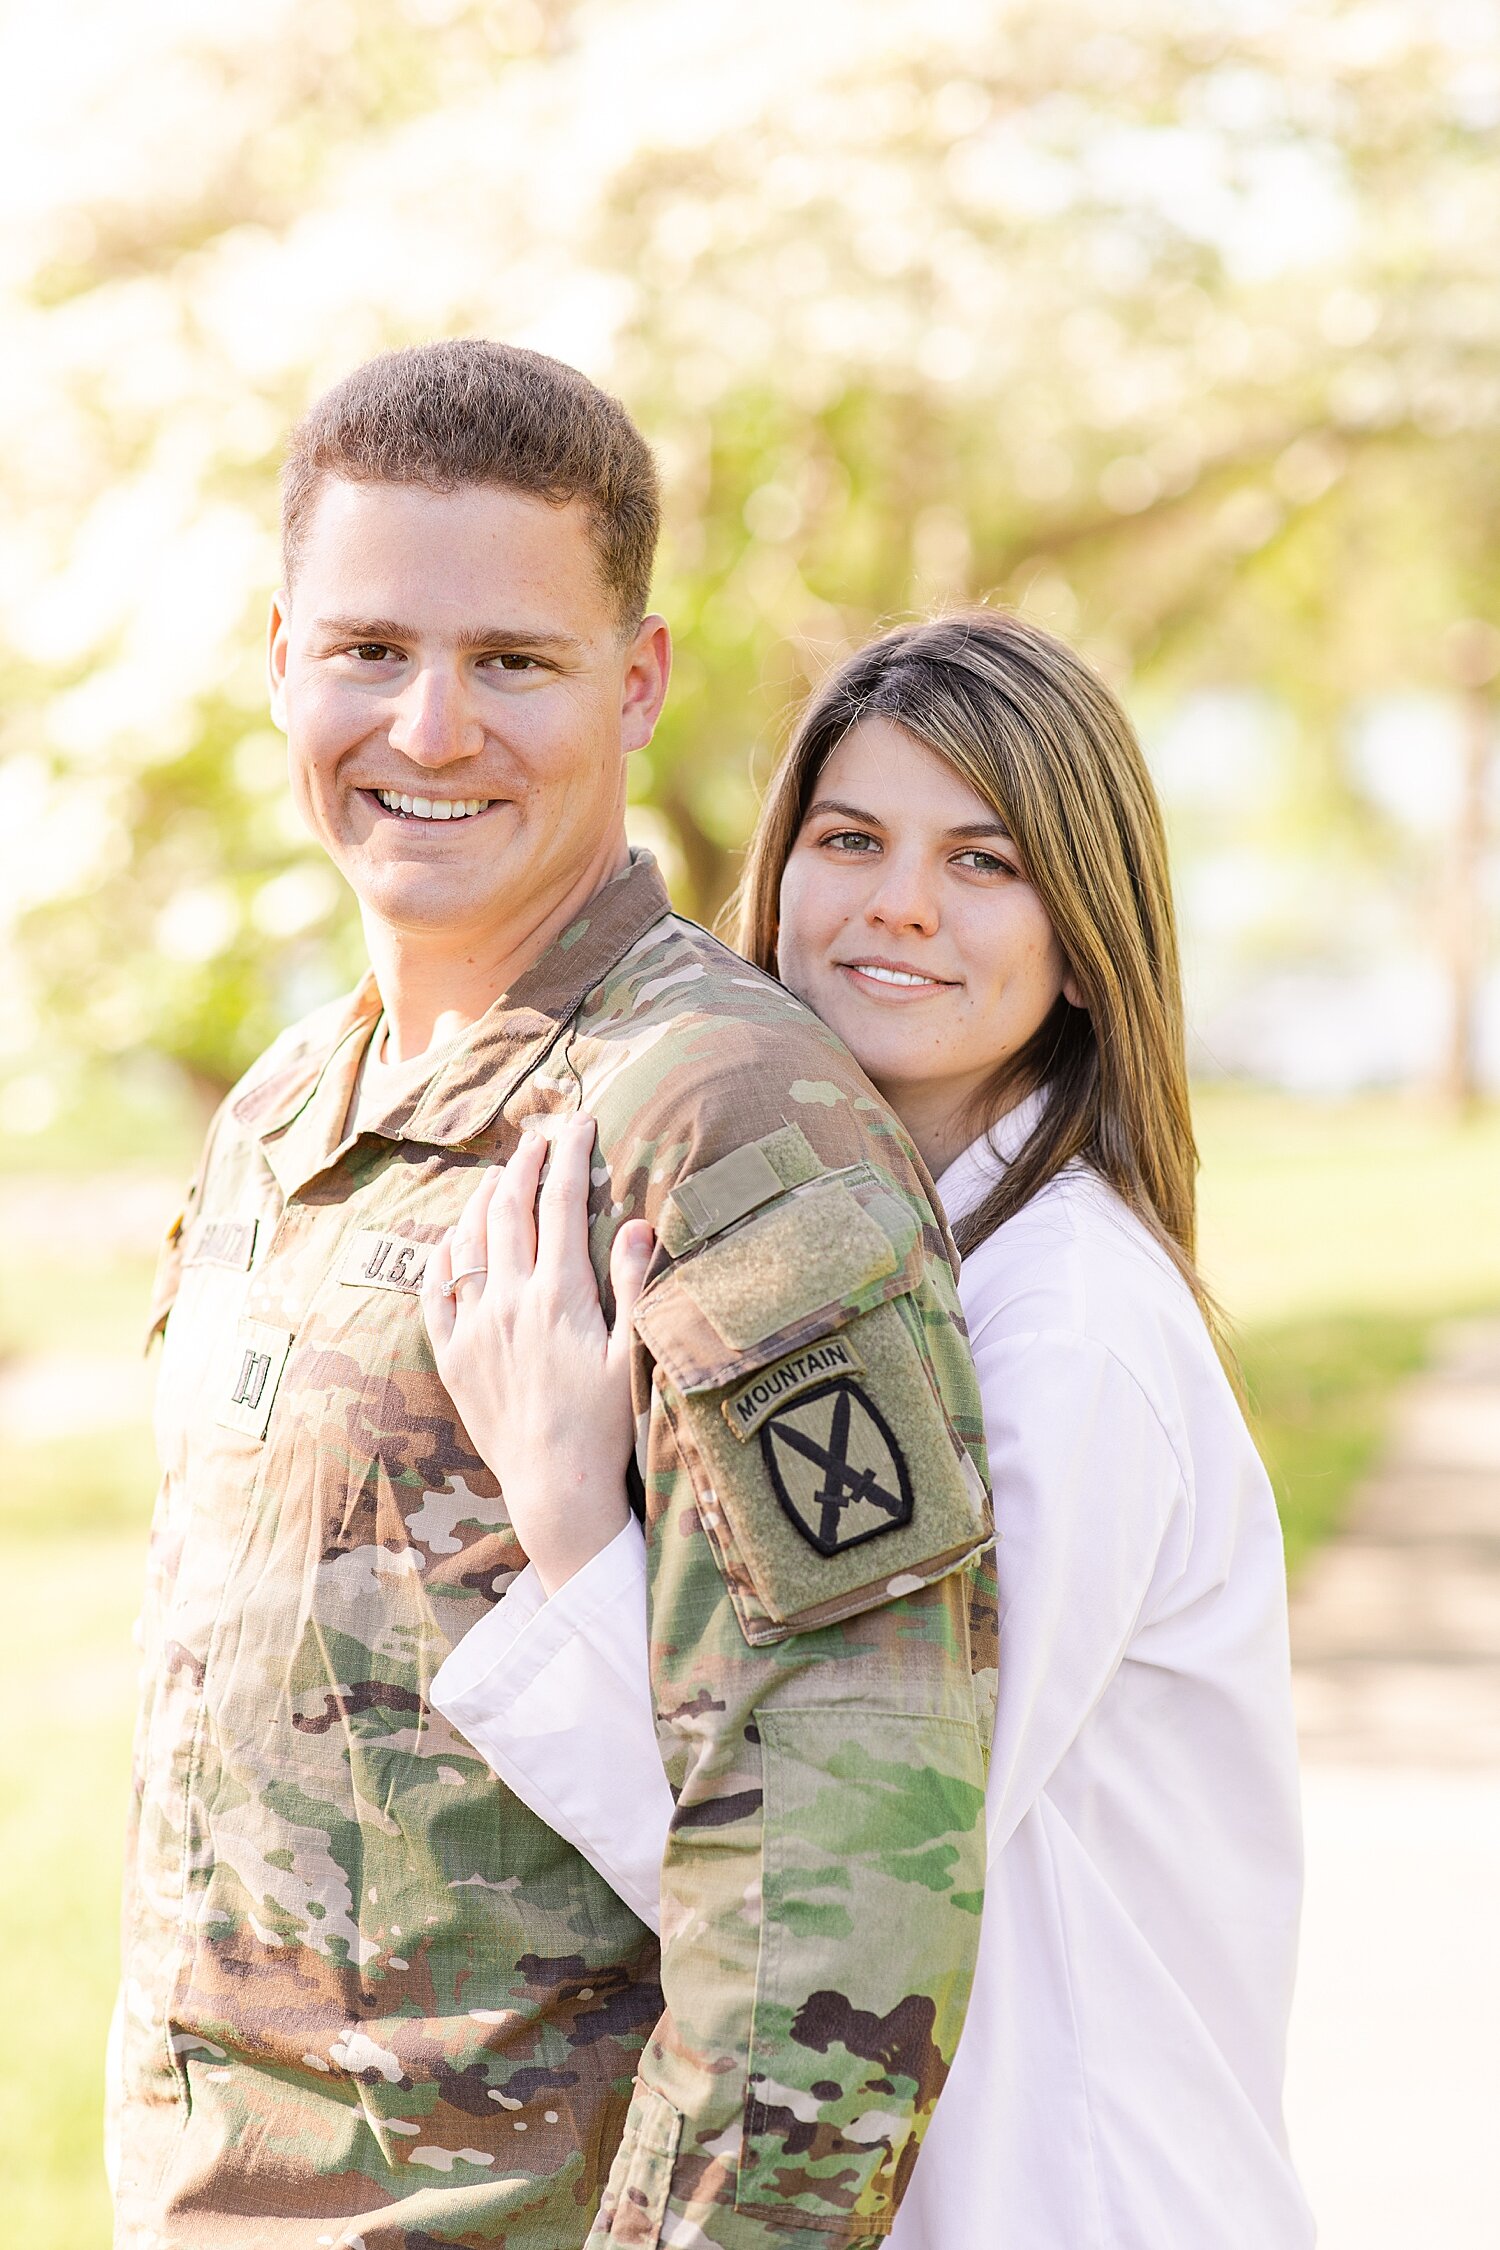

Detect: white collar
[935, 1088, 1049, 1226]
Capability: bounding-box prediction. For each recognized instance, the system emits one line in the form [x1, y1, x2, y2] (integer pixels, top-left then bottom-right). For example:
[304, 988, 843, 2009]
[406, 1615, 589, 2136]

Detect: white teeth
[375, 789, 492, 820]
[858, 964, 937, 987]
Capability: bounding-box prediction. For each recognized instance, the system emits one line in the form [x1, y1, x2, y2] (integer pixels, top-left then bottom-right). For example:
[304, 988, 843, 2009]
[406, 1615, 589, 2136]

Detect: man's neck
[362, 833, 632, 1064]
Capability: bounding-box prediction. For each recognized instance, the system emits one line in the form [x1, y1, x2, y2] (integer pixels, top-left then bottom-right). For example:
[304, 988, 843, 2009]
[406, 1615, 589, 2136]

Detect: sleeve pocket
[636, 1171, 991, 1647]
[736, 1705, 987, 2233]
[589, 2075, 682, 2246]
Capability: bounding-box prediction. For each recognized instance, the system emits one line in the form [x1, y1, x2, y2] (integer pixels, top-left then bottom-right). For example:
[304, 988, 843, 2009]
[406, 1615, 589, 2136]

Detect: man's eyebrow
[310, 615, 585, 654]
[805, 796, 1013, 840]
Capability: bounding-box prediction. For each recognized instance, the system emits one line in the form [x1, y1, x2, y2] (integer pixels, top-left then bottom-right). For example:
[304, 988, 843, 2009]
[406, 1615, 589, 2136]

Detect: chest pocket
[634, 1167, 991, 1647]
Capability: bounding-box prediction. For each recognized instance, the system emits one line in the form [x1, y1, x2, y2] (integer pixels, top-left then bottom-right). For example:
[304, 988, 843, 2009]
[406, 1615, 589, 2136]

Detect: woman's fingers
[485, 1130, 548, 1277]
[535, 1116, 598, 1293]
[422, 1230, 457, 1350]
[605, 1221, 655, 1380]
[448, 1166, 503, 1292]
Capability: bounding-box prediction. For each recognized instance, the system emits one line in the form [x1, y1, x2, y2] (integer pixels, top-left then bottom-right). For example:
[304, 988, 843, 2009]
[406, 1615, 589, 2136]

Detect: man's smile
[369, 787, 497, 823]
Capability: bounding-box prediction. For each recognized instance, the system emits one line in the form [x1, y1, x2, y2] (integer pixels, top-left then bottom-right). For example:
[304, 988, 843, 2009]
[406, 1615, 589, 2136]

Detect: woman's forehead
[814, 718, 1009, 835]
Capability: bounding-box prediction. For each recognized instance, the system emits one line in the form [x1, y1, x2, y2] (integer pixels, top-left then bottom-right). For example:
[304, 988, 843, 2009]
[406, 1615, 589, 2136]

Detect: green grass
[1194, 1089, 1500, 1569]
[0, 1535, 140, 2247]
[3, 1427, 161, 1542]
[1238, 1310, 1441, 1574]
[0, 1252, 162, 1362]
[2, 1090, 1498, 2246]
[1195, 1086, 1500, 1324]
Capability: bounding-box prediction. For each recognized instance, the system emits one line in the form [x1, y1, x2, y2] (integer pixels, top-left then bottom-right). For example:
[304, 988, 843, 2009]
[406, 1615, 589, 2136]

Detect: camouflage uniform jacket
[115, 851, 998, 2250]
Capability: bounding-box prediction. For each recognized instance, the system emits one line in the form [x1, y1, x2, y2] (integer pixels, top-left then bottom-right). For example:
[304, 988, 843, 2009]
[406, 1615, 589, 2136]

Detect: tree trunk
[1442, 680, 1492, 1113]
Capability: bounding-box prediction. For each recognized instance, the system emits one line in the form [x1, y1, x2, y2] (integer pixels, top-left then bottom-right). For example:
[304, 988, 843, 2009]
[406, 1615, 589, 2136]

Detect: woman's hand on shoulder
[422, 1115, 654, 1597]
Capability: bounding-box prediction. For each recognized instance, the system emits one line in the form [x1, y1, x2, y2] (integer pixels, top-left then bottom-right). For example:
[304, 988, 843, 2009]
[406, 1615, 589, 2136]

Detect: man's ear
[620, 614, 672, 755]
[267, 591, 291, 732]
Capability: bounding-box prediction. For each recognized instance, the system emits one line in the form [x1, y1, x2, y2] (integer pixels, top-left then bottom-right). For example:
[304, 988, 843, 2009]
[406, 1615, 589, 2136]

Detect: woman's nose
[865, 859, 941, 936]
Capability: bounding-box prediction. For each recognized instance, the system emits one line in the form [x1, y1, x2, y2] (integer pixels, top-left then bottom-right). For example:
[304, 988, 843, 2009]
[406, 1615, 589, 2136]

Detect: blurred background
[0, 1, 1496, 2243]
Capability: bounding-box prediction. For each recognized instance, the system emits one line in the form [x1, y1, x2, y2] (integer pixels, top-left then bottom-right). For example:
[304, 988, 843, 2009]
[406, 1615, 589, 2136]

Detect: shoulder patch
[761, 1378, 914, 1556]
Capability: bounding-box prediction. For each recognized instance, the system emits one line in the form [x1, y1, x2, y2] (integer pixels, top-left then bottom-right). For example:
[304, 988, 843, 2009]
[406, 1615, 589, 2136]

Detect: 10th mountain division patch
[760, 1378, 915, 1557]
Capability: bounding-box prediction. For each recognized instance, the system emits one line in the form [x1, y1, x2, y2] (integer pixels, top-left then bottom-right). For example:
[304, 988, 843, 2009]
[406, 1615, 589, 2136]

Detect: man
[114, 339, 996, 2249]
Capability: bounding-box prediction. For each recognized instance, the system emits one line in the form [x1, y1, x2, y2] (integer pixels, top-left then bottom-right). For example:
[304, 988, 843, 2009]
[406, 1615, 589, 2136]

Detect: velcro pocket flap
[636, 1168, 924, 1396]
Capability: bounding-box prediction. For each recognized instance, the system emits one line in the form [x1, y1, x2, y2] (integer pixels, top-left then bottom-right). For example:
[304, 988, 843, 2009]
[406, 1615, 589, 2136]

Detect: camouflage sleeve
[585, 1128, 996, 2248]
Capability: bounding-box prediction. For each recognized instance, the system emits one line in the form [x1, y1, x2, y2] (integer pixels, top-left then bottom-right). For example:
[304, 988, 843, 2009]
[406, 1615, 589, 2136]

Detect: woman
[423, 610, 1314, 2248]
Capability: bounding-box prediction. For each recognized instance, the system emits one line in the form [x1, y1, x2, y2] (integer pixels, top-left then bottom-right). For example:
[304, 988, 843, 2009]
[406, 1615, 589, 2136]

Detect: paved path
[1285, 1319, 1500, 2248]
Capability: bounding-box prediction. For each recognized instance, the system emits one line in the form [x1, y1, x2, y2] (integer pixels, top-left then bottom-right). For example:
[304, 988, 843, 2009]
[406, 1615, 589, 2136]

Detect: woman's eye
[957, 849, 1015, 876]
[823, 829, 880, 854]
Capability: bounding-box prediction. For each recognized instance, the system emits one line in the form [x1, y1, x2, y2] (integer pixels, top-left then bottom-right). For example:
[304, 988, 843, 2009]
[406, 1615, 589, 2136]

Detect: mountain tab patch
[723, 1338, 865, 1440]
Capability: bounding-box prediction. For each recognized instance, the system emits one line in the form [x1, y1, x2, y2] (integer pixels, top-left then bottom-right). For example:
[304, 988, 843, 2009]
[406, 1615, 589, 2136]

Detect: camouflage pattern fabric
[115, 851, 997, 2249]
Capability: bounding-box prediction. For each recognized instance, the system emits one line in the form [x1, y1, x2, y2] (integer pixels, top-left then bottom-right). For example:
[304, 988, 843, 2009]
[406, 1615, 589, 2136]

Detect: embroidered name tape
[722, 1337, 865, 1440]
[216, 1320, 294, 1440]
[340, 1230, 432, 1294]
[185, 1217, 258, 1272]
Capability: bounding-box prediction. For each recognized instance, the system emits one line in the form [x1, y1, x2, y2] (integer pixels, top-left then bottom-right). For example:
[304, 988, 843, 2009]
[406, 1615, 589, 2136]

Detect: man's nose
[387, 665, 484, 767]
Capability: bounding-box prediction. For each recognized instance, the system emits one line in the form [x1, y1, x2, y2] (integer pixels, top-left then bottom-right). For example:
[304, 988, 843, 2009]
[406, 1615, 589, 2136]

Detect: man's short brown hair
[281, 338, 660, 626]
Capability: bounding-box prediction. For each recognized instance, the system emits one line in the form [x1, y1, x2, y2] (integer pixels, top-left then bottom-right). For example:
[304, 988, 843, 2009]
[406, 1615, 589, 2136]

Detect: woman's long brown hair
[728, 607, 1227, 1348]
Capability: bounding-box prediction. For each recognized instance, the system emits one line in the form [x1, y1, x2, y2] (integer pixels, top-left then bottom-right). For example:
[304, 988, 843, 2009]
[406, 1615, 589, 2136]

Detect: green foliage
[2, 1, 1496, 1091]
[23, 701, 366, 1096]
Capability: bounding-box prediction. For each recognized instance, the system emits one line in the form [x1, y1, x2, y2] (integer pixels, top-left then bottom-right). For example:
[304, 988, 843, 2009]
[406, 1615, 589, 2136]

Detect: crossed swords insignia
[761, 1378, 914, 1556]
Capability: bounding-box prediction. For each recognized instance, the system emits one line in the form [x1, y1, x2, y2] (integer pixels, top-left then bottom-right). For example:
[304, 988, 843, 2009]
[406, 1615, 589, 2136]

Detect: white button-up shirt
[433, 1103, 1316, 2247]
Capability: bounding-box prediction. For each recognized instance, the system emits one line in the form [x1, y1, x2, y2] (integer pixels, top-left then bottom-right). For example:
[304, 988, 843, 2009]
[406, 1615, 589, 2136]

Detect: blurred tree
[0, 0, 1495, 1095]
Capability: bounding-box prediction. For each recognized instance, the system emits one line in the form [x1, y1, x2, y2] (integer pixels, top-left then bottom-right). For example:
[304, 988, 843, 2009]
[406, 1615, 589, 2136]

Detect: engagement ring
[443, 1265, 488, 1296]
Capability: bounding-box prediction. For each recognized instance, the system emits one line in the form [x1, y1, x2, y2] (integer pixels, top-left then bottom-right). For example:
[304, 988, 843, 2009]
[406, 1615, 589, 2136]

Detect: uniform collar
[235, 851, 675, 1197]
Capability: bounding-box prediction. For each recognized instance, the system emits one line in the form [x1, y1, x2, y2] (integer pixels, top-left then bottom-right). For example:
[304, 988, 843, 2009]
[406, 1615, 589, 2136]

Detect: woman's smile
[835, 954, 962, 999]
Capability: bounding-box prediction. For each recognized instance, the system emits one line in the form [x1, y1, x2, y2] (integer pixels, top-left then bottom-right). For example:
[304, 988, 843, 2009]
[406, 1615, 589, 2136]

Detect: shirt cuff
[430, 1520, 671, 1931]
